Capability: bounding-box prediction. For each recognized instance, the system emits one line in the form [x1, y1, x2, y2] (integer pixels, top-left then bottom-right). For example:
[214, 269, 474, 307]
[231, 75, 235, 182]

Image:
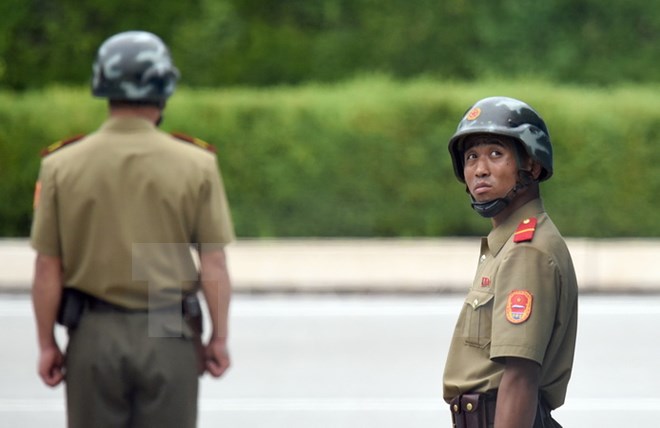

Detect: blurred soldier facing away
[443, 97, 578, 428]
[31, 31, 235, 428]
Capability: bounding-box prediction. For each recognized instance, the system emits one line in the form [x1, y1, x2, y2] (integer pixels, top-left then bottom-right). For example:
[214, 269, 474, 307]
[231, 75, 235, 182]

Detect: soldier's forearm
[31, 254, 63, 349]
[495, 357, 540, 428]
[199, 249, 231, 339]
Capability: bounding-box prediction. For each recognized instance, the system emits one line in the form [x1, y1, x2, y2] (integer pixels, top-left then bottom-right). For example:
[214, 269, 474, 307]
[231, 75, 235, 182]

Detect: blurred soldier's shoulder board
[170, 132, 216, 154]
[41, 135, 86, 157]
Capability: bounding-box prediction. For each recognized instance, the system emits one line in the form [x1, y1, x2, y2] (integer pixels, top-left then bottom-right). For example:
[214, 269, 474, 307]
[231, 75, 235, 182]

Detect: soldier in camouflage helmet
[442, 97, 578, 428]
[448, 96, 554, 218]
[31, 31, 234, 428]
[92, 30, 180, 103]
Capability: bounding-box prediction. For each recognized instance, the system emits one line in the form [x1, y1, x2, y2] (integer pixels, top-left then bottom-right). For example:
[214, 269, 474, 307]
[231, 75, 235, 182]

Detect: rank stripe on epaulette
[513, 217, 537, 243]
[40, 134, 86, 157]
[170, 132, 216, 153]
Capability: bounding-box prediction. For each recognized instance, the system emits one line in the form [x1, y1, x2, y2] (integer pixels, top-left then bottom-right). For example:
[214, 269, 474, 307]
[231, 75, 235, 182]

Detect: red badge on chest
[506, 290, 533, 324]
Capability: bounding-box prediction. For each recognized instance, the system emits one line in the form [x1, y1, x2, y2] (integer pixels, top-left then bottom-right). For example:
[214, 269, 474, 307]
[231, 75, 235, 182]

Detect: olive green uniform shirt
[31, 117, 234, 309]
[443, 198, 578, 410]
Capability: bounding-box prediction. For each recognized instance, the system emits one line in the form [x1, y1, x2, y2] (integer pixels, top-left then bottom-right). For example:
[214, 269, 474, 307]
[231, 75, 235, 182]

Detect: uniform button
[466, 403, 473, 412]
[453, 404, 459, 413]
[472, 299, 479, 309]
[479, 254, 486, 263]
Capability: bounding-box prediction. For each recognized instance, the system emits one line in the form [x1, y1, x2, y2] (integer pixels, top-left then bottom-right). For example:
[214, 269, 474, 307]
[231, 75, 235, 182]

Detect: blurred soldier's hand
[38, 344, 65, 387]
[205, 337, 230, 377]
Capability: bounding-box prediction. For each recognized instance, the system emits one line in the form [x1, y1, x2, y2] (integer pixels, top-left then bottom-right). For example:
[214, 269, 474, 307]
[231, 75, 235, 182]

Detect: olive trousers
[65, 309, 199, 428]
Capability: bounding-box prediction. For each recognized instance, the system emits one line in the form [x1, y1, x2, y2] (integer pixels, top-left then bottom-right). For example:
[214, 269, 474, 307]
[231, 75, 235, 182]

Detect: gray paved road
[1, 293, 659, 427]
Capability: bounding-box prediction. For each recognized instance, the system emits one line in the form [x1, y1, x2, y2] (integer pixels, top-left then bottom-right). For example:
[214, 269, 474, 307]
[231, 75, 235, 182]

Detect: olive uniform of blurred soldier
[442, 97, 578, 428]
[31, 31, 234, 428]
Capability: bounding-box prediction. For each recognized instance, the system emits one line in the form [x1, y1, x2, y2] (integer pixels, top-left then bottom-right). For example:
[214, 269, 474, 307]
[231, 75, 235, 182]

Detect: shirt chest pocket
[463, 290, 494, 348]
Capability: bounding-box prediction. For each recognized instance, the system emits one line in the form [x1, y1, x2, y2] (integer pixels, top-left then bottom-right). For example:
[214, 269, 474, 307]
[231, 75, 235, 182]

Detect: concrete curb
[2, 238, 659, 294]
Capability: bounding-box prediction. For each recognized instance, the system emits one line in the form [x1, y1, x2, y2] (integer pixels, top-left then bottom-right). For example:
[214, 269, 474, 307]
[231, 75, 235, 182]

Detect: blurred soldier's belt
[88, 296, 180, 313]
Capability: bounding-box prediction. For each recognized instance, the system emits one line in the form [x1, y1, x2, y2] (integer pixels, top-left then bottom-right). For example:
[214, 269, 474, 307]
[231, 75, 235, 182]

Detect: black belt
[87, 296, 180, 313]
[450, 393, 560, 428]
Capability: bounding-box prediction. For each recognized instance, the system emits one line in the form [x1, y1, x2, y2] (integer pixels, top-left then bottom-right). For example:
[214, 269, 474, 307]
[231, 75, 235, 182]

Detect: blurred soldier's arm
[32, 254, 65, 387]
[200, 249, 232, 378]
[494, 357, 540, 428]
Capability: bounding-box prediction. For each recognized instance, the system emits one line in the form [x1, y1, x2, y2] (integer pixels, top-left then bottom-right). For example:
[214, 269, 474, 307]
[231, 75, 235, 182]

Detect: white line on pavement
[4, 297, 660, 317]
[2, 397, 660, 412]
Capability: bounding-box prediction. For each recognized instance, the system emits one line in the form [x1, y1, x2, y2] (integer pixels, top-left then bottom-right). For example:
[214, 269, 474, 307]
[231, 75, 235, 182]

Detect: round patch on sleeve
[506, 290, 533, 324]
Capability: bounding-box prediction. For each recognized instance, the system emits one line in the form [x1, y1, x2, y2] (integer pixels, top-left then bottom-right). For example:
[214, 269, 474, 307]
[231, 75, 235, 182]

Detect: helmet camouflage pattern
[448, 96, 553, 182]
[92, 31, 180, 102]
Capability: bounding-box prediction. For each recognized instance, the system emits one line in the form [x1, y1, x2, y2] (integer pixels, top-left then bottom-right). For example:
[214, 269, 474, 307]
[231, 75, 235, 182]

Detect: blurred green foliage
[0, 0, 657, 89]
[1, 77, 658, 237]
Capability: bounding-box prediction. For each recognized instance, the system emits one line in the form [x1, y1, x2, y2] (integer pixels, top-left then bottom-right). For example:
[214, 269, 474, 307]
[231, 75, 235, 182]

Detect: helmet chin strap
[470, 185, 520, 218]
[469, 171, 534, 218]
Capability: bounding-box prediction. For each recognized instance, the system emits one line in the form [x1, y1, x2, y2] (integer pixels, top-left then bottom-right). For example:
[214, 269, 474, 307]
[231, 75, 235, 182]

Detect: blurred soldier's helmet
[92, 31, 180, 102]
[448, 96, 553, 182]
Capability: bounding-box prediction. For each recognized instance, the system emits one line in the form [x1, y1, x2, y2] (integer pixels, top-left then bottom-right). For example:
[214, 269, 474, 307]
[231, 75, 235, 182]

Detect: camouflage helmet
[448, 96, 553, 182]
[92, 31, 180, 102]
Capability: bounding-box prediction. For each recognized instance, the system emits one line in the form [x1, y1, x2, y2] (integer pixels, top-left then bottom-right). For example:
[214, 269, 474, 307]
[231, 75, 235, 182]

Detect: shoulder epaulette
[40, 134, 86, 157]
[171, 132, 216, 153]
[513, 217, 537, 243]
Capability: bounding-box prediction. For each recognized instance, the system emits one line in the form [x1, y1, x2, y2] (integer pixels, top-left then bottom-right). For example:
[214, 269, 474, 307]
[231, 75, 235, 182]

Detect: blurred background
[0, 0, 658, 239]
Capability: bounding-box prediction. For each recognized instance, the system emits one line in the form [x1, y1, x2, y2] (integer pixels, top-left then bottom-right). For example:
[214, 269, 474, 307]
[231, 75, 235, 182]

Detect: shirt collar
[100, 116, 156, 132]
[486, 198, 545, 257]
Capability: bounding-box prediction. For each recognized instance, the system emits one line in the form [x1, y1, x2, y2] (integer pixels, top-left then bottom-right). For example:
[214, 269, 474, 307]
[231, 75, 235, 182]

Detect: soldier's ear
[530, 161, 543, 181]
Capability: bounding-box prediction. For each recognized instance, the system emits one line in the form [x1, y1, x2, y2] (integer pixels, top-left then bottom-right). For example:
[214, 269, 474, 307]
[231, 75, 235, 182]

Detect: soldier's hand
[205, 336, 230, 378]
[38, 344, 65, 387]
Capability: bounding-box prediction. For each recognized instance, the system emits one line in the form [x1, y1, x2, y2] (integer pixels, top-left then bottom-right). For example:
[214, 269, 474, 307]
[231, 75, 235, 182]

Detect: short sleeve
[194, 156, 235, 252]
[30, 161, 61, 256]
[490, 245, 559, 364]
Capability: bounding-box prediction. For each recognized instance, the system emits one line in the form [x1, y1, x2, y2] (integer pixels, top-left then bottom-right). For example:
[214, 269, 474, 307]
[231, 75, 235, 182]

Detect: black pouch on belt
[450, 394, 490, 428]
[461, 393, 489, 428]
[56, 288, 87, 329]
[450, 395, 464, 428]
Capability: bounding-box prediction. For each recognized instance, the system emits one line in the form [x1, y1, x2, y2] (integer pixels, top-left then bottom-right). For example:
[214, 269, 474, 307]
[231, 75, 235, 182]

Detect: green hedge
[2, 0, 658, 88]
[1, 77, 659, 237]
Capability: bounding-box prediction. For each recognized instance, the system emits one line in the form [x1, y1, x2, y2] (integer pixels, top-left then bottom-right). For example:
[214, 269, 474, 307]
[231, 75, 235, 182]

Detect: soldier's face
[462, 136, 519, 202]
